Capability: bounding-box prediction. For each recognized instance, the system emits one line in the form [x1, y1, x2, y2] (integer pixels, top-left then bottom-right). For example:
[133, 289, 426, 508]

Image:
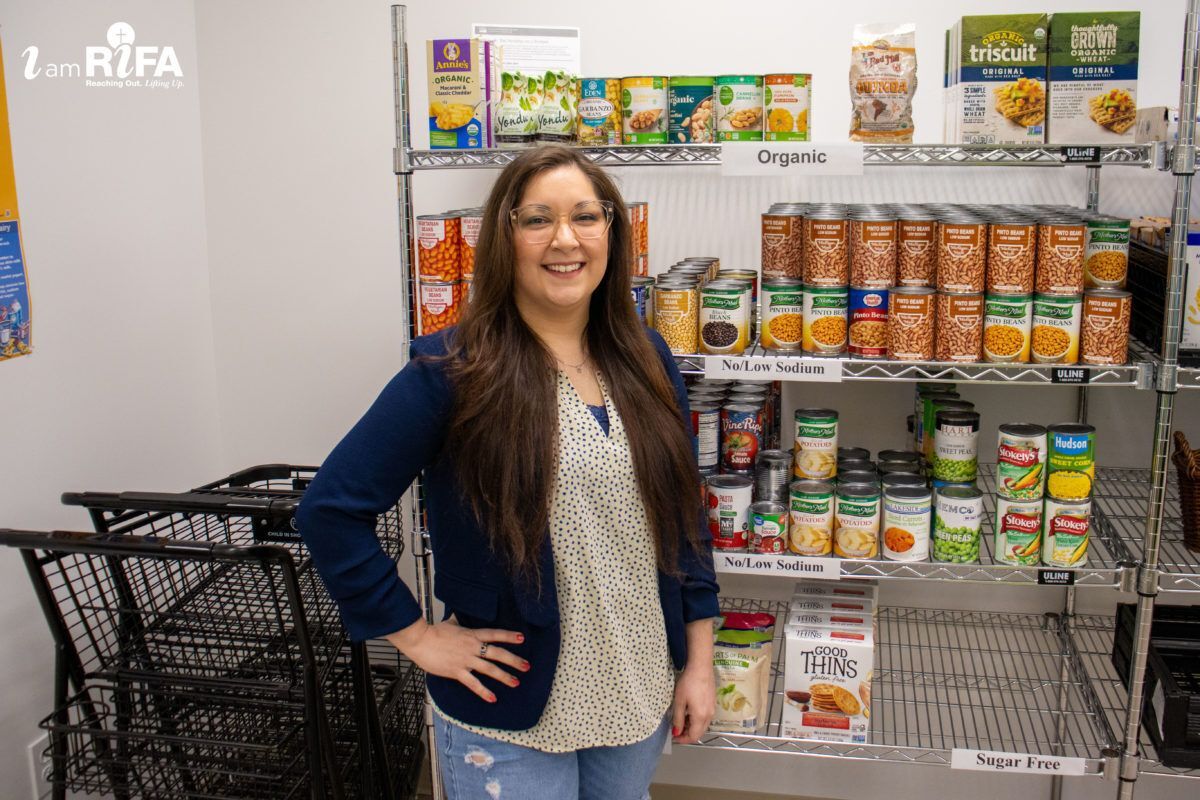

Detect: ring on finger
[479, 643, 489, 658]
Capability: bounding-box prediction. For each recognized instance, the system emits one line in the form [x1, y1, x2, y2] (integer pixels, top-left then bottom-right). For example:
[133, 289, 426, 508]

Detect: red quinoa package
[849, 22, 918, 143]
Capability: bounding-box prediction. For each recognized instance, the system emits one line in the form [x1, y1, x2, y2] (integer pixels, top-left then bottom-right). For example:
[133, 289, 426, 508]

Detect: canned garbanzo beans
[761, 279, 804, 350]
[578, 78, 623, 146]
[834, 483, 881, 559]
[653, 281, 699, 354]
[789, 479, 835, 555]
[803, 285, 848, 355]
[1031, 293, 1082, 364]
[700, 280, 750, 354]
[982, 293, 1032, 363]
[764, 74, 811, 141]
[1081, 288, 1132, 366]
[715, 75, 764, 141]
[417, 213, 462, 282]
[1084, 217, 1130, 289]
[621, 77, 668, 144]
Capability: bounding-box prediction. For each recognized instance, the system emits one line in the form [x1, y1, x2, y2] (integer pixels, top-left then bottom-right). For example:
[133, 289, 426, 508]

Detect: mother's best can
[994, 496, 1044, 566]
[700, 280, 750, 354]
[882, 485, 932, 562]
[1043, 497, 1092, 568]
[789, 480, 835, 556]
[1047, 423, 1096, 501]
[707, 475, 753, 550]
[794, 408, 838, 480]
[932, 486, 984, 564]
[834, 483, 880, 559]
[750, 501, 788, 554]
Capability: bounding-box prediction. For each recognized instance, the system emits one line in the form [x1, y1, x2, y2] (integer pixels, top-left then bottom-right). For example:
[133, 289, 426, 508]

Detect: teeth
[545, 263, 583, 273]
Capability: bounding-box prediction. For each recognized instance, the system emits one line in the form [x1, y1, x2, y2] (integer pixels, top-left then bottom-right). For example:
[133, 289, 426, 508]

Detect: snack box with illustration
[782, 624, 874, 743]
[789, 595, 878, 618]
[784, 608, 873, 630]
[951, 14, 1049, 145]
[1047, 12, 1140, 144]
[791, 580, 878, 601]
[426, 38, 500, 149]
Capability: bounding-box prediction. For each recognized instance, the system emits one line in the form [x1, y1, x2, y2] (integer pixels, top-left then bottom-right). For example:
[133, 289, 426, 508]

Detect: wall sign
[0, 36, 31, 363]
[721, 143, 866, 177]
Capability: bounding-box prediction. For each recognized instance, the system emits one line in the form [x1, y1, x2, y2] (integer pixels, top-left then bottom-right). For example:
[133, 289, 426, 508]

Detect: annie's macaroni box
[955, 14, 1049, 145]
[426, 38, 500, 149]
[1047, 12, 1140, 144]
[782, 624, 874, 743]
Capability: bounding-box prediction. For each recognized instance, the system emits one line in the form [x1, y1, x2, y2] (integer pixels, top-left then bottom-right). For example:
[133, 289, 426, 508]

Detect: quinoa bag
[849, 23, 918, 143]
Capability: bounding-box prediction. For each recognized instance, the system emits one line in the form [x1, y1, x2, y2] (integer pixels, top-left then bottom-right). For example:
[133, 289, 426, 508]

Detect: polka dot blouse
[436, 370, 675, 751]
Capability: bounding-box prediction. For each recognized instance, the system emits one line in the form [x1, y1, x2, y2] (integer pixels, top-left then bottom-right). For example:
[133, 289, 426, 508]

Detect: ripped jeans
[433, 713, 670, 800]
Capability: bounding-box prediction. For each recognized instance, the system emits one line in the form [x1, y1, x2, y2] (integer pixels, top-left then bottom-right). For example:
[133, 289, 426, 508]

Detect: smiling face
[511, 165, 609, 324]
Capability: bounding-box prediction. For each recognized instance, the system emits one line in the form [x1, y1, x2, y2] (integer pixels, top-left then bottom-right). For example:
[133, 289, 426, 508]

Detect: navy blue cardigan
[296, 327, 720, 730]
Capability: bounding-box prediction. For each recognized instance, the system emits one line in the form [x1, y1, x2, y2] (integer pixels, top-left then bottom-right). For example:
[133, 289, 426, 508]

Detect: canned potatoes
[794, 408, 839, 480]
[789, 480, 835, 556]
[834, 483, 880, 559]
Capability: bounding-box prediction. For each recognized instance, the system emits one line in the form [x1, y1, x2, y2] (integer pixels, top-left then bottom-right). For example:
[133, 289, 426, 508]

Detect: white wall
[0, 1, 222, 797]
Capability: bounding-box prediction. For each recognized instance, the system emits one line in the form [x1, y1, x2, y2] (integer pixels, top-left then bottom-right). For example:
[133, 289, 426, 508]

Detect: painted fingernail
[487, 692, 497, 703]
[510, 677, 520, 687]
[521, 661, 531, 671]
[672, 726, 681, 737]
[516, 634, 525, 643]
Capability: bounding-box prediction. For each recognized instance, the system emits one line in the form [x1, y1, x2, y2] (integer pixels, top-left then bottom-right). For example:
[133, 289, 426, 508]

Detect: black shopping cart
[1, 464, 424, 800]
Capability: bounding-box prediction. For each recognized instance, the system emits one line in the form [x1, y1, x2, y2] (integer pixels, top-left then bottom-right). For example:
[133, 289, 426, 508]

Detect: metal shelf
[713, 464, 1132, 587]
[691, 601, 1116, 774]
[1089, 468, 1200, 593]
[1180, 367, 1200, 390]
[676, 343, 1152, 387]
[1067, 616, 1200, 780]
[404, 143, 1157, 171]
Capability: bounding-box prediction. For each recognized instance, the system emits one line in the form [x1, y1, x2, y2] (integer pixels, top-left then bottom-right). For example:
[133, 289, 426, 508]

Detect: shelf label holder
[951, 748, 1089, 776]
[714, 552, 842, 580]
[721, 143, 865, 177]
[704, 356, 844, 382]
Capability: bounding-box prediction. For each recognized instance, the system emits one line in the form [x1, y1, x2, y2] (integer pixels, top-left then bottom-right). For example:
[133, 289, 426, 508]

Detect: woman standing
[298, 145, 718, 799]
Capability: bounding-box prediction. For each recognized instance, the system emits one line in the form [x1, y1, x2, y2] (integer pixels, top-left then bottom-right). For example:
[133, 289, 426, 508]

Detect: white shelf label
[951, 749, 1088, 776]
[703, 356, 843, 382]
[714, 552, 842, 580]
[720, 143, 865, 177]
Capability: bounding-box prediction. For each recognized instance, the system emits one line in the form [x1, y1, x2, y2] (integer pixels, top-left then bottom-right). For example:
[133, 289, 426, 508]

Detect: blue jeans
[433, 713, 670, 800]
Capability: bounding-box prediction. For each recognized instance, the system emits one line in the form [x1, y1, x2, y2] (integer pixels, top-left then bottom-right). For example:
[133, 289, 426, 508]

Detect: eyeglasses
[509, 200, 614, 245]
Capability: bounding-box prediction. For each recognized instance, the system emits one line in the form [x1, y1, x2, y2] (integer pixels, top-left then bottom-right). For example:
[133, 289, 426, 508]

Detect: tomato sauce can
[706, 475, 753, 551]
[721, 404, 764, 473]
[750, 501, 789, 554]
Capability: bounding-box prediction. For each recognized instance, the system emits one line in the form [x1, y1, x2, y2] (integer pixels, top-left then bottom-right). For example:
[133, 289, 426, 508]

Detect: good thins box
[789, 596, 877, 617]
[426, 38, 500, 149]
[791, 580, 878, 601]
[954, 14, 1049, 144]
[782, 625, 874, 743]
[1047, 12, 1140, 144]
[785, 609, 873, 629]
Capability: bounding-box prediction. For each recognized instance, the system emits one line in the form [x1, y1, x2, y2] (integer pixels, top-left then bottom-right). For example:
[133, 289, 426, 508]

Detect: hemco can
[706, 475, 753, 551]
[1042, 497, 1092, 568]
[882, 485, 932, 562]
[789, 480, 835, 556]
[932, 486, 984, 564]
[994, 496, 1044, 566]
[793, 408, 839, 480]
[750, 501, 789, 554]
[834, 483, 881, 559]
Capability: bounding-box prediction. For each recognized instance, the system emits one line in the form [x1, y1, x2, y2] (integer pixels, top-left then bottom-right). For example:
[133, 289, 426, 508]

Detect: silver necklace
[557, 352, 588, 374]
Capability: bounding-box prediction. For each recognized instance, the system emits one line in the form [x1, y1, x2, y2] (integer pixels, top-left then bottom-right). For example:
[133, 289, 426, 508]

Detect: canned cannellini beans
[935, 292, 984, 362]
[888, 287, 935, 360]
[715, 75, 764, 141]
[417, 214, 462, 282]
[1031, 293, 1082, 364]
[669, 76, 715, 144]
[1081, 288, 1132, 365]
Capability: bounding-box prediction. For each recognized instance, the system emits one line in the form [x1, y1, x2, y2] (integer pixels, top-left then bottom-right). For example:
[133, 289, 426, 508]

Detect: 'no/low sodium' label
[721, 143, 866, 177]
[951, 749, 1089, 776]
[704, 356, 843, 382]
[713, 553, 842, 580]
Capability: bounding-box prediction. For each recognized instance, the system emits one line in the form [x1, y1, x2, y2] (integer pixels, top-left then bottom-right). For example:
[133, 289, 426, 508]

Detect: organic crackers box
[1047, 12, 1140, 144]
[956, 15, 1049, 145]
[782, 624, 874, 743]
[426, 38, 499, 149]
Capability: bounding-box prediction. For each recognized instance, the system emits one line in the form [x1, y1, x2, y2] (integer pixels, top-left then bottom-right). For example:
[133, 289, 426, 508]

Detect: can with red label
[721, 403, 764, 473]
[849, 286, 889, 358]
[750, 501, 789, 554]
[706, 475, 753, 550]
[416, 213, 462, 282]
[418, 281, 464, 335]
[994, 496, 1044, 566]
[459, 208, 483, 278]
[1043, 497, 1092, 568]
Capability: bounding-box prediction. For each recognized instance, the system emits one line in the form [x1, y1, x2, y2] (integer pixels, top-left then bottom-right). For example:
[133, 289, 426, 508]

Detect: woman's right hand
[385, 618, 530, 703]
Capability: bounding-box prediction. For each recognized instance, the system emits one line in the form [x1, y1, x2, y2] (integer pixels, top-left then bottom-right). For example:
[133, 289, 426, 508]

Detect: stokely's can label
[994, 496, 1044, 566]
[1042, 497, 1091, 568]
[706, 475, 753, 551]
[996, 423, 1047, 501]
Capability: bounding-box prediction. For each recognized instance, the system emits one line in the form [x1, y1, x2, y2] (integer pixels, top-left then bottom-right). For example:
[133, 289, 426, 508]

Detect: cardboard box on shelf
[955, 14, 1049, 145]
[1047, 12, 1140, 144]
[1134, 106, 1177, 144]
[426, 38, 500, 149]
[782, 624, 874, 743]
[790, 580, 878, 602]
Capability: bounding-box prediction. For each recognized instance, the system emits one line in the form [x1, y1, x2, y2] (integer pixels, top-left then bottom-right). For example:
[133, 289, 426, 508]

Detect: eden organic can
[996, 423, 1047, 501]
[882, 485, 932, 562]
[932, 486, 984, 564]
[994, 496, 1044, 566]
[715, 75, 764, 141]
[755, 450, 794, 503]
[577, 77, 622, 146]
[750, 501, 789, 554]
[707, 475, 753, 551]
[789, 479, 835, 556]
[763, 73, 811, 141]
[690, 402, 721, 476]
[794, 408, 838, 480]
[1047, 423, 1096, 501]
[721, 404, 764, 472]
[834, 483, 881, 559]
[1042, 497, 1092, 568]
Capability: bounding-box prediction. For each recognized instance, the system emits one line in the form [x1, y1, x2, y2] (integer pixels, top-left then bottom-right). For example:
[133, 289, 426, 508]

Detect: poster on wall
[0, 36, 32, 363]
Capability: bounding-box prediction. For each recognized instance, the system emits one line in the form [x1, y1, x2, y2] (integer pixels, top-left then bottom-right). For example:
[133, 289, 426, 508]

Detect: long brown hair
[438, 145, 701, 588]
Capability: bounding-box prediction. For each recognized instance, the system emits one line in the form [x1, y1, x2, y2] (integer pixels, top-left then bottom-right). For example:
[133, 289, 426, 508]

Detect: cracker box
[792, 580, 878, 602]
[789, 595, 877, 617]
[1047, 12, 1140, 144]
[426, 38, 500, 149]
[782, 624, 874, 742]
[956, 15, 1049, 144]
[785, 608, 873, 629]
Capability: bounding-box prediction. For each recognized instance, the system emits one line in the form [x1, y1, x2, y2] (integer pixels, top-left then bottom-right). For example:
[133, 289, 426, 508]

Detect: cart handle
[60, 491, 299, 517]
[0, 527, 297, 563]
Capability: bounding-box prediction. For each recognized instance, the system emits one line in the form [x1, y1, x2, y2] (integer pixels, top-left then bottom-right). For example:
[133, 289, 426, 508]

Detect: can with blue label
[631, 276, 653, 325]
[669, 76, 715, 143]
[1046, 423, 1095, 500]
[849, 286, 889, 358]
[578, 77, 622, 146]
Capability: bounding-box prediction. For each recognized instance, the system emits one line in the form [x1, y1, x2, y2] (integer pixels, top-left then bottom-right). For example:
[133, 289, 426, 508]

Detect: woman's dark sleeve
[646, 328, 721, 623]
[296, 336, 452, 641]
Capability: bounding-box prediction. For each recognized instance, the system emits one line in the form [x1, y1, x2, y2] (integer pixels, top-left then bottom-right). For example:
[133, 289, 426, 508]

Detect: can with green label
[699, 280, 749, 355]
[995, 496, 1044, 565]
[1047, 423, 1096, 500]
[669, 76, 715, 143]
[715, 75, 764, 142]
[761, 278, 804, 350]
[621, 76, 668, 145]
[1084, 217, 1131, 289]
[789, 479, 835, 556]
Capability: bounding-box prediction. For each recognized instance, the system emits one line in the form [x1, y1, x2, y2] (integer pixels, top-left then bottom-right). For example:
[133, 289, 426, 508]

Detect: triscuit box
[782, 625, 874, 743]
[1048, 12, 1140, 144]
[427, 38, 499, 149]
[957, 14, 1049, 144]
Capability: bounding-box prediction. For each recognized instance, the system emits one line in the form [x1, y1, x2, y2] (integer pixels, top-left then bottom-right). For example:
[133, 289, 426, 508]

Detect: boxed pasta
[955, 15, 1049, 145]
[711, 612, 775, 733]
[782, 624, 874, 743]
[427, 38, 500, 149]
[1047, 12, 1140, 144]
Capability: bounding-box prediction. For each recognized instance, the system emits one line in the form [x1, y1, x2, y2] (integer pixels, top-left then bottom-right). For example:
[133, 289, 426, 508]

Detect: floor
[417, 788, 808, 800]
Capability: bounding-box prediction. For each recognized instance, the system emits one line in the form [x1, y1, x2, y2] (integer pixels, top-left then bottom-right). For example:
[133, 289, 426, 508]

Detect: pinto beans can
[722, 404, 764, 472]
[849, 287, 889, 358]
[707, 475, 753, 550]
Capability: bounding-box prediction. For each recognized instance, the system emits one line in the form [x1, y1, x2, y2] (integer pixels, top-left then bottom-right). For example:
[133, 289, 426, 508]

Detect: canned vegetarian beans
[849, 210, 898, 289]
[937, 217, 987, 294]
[982, 293, 1032, 363]
[714, 75, 764, 141]
[888, 287, 936, 360]
[802, 285, 848, 355]
[794, 408, 838, 480]
[700, 280, 750, 355]
[986, 218, 1037, 294]
[883, 485, 932, 562]
[418, 281, 464, 335]
[721, 404, 764, 473]
[706, 475, 753, 551]
[803, 210, 850, 286]
[834, 483, 881, 558]
[750, 501, 789, 554]
[760, 279, 804, 350]
[1084, 217, 1131, 289]
[932, 486, 985, 564]
[1031, 293, 1082, 364]
[994, 496, 1044, 566]
[762, 209, 805, 280]
[1042, 497, 1092, 567]
[668, 76, 715, 144]
[755, 450, 794, 503]
[1036, 218, 1086, 295]
[1047, 423, 1095, 501]
[849, 286, 889, 358]
[459, 209, 482, 278]
[416, 213, 462, 282]
[764, 74, 811, 141]
[690, 402, 721, 477]
[996, 423, 1048, 501]
[621, 77, 669, 144]
[897, 211, 938, 287]
[1081, 289, 1132, 366]
[935, 292, 984, 362]
[933, 410, 981, 484]
[789, 480, 835, 555]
